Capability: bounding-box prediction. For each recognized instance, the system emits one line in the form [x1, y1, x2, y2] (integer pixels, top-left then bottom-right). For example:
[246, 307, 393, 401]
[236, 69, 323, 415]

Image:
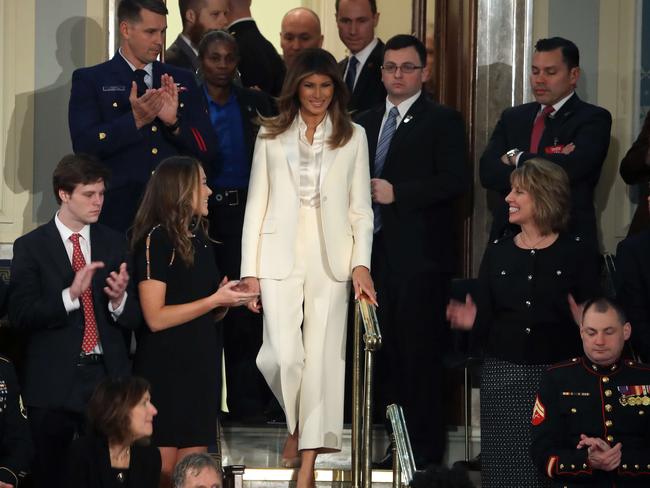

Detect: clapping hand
[446, 294, 477, 330]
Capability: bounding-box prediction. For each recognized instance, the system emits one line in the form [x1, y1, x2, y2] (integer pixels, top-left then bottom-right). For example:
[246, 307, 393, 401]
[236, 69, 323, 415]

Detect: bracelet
[165, 117, 181, 132]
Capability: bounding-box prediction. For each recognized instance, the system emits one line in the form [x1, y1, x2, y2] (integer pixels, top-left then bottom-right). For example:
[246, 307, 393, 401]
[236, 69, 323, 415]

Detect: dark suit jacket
[616, 230, 650, 361]
[68, 53, 218, 232]
[66, 435, 160, 488]
[355, 93, 469, 273]
[164, 35, 200, 77]
[620, 111, 650, 235]
[339, 40, 387, 114]
[200, 82, 274, 183]
[228, 19, 285, 97]
[479, 93, 612, 244]
[8, 220, 142, 409]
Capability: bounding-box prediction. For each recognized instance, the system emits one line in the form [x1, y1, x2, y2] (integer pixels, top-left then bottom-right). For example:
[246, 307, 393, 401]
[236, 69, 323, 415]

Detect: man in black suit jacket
[8, 154, 141, 488]
[165, 0, 230, 78]
[616, 197, 650, 361]
[480, 37, 612, 246]
[198, 30, 274, 420]
[356, 35, 468, 467]
[336, 0, 386, 113]
[228, 0, 285, 97]
[68, 0, 217, 234]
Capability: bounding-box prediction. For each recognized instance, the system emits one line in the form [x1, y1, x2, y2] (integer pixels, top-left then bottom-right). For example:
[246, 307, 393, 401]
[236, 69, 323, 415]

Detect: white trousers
[257, 206, 351, 451]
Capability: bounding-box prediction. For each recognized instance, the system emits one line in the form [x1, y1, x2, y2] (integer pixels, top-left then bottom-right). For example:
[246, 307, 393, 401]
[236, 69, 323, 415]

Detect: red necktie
[70, 233, 99, 353]
[529, 105, 555, 153]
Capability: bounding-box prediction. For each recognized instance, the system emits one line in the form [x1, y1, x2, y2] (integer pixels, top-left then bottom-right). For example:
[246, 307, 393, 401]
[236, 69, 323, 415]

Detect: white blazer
[241, 116, 373, 282]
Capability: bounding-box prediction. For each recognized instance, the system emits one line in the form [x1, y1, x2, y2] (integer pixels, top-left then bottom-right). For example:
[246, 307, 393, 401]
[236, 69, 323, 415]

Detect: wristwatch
[505, 148, 521, 165]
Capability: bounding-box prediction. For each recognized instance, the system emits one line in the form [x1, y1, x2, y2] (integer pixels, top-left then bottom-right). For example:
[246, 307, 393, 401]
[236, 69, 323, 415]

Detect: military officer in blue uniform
[531, 297, 650, 487]
[0, 355, 32, 488]
[68, 0, 217, 233]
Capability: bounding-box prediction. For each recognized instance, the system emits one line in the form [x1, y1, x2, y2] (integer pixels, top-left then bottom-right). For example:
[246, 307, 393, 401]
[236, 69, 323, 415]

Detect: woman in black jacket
[66, 376, 160, 488]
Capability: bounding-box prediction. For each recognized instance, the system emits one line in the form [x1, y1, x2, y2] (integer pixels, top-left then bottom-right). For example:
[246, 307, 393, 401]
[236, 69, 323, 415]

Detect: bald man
[280, 7, 323, 68]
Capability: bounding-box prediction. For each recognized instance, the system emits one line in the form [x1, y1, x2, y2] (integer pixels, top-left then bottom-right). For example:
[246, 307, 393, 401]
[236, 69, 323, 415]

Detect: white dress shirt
[343, 38, 379, 90]
[297, 114, 327, 208]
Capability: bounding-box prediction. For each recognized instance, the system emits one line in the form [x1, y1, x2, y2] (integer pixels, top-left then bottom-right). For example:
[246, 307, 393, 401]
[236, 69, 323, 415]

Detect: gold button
[112, 101, 118, 107]
[151, 170, 155, 175]
[180, 102, 185, 108]
[602, 376, 609, 383]
[151, 147, 158, 155]
[560, 464, 565, 469]
[570, 408, 577, 413]
[607, 435, 614, 442]
[99, 132, 106, 140]
[605, 389, 612, 397]
[582, 463, 587, 469]
[605, 404, 612, 412]
[640, 410, 645, 416]
[570, 464, 575, 469]
[646, 464, 650, 469]
[605, 420, 613, 427]
[151, 125, 158, 132]
[623, 464, 628, 469]
[635, 464, 640, 469]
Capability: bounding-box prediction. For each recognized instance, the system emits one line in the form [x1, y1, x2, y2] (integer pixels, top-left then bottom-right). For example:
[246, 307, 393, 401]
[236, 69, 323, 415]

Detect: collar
[581, 355, 623, 375]
[180, 34, 198, 56]
[118, 48, 153, 77]
[203, 84, 236, 106]
[541, 91, 575, 116]
[350, 37, 379, 67]
[298, 112, 329, 142]
[55, 212, 91, 244]
[228, 17, 254, 28]
[385, 90, 421, 121]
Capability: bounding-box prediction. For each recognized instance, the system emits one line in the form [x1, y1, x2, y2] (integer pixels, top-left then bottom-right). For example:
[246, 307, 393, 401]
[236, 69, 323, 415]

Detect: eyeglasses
[381, 63, 424, 74]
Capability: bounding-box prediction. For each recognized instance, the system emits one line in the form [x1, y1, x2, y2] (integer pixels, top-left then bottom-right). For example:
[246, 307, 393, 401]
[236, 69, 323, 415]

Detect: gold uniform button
[607, 435, 614, 442]
[570, 464, 575, 469]
[602, 376, 609, 383]
[99, 132, 106, 140]
[623, 464, 628, 469]
[605, 404, 613, 412]
[151, 148, 158, 155]
[582, 463, 587, 469]
[635, 464, 640, 469]
[112, 102, 118, 107]
[605, 389, 612, 397]
[180, 102, 185, 108]
[560, 464, 565, 469]
[605, 420, 613, 427]
[570, 408, 577, 413]
[640, 410, 645, 416]
[151, 125, 158, 132]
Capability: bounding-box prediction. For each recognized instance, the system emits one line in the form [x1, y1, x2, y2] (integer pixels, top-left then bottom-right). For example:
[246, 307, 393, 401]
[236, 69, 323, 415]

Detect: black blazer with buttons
[8, 220, 142, 409]
[355, 92, 469, 273]
[339, 40, 387, 114]
[479, 93, 612, 244]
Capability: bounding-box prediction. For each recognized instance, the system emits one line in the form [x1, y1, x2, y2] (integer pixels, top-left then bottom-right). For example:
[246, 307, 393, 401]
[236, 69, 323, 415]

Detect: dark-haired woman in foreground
[447, 159, 600, 487]
[131, 156, 258, 487]
[66, 376, 160, 487]
[239, 48, 375, 487]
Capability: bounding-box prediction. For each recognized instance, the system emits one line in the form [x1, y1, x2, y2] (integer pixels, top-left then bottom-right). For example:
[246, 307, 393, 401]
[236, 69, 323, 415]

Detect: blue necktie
[373, 106, 399, 233]
[345, 56, 359, 93]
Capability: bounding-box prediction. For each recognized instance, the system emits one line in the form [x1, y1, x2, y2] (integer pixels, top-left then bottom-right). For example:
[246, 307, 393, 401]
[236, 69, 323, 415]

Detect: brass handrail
[351, 298, 382, 488]
[386, 404, 416, 486]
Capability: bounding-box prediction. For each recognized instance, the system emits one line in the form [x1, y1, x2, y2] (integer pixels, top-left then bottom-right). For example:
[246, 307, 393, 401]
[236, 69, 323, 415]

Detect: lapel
[233, 85, 258, 161]
[319, 116, 340, 188]
[353, 41, 383, 97]
[89, 224, 109, 314]
[387, 93, 426, 155]
[43, 219, 75, 284]
[279, 118, 301, 192]
[109, 53, 137, 89]
[174, 35, 200, 72]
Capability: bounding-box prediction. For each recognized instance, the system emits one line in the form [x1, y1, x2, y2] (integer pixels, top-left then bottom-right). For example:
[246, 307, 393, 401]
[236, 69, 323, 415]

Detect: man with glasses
[356, 34, 469, 468]
[336, 0, 386, 112]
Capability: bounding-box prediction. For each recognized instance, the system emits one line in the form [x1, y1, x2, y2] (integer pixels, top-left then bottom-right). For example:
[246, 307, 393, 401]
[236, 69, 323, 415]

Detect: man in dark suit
[228, 0, 285, 97]
[619, 112, 650, 235]
[165, 0, 230, 77]
[68, 0, 217, 234]
[8, 154, 142, 488]
[198, 30, 274, 421]
[480, 37, 612, 246]
[336, 0, 386, 113]
[616, 196, 650, 361]
[356, 34, 468, 467]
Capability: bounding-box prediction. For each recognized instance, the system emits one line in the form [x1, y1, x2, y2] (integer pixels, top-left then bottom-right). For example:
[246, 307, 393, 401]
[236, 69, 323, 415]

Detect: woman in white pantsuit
[240, 48, 376, 488]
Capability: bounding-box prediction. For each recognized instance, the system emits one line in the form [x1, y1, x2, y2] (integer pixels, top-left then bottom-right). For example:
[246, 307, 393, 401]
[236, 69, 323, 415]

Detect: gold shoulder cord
[145, 225, 175, 279]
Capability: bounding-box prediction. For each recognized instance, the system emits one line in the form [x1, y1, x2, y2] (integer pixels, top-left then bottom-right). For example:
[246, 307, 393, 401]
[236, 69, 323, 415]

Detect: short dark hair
[172, 453, 222, 488]
[117, 0, 168, 23]
[198, 29, 239, 60]
[335, 0, 377, 15]
[582, 297, 628, 326]
[384, 34, 426, 66]
[52, 154, 110, 205]
[179, 0, 205, 27]
[534, 37, 579, 70]
[87, 376, 151, 445]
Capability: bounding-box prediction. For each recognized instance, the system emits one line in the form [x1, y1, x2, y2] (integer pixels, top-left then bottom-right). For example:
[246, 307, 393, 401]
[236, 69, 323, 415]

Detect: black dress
[471, 233, 600, 488]
[133, 226, 221, 447]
